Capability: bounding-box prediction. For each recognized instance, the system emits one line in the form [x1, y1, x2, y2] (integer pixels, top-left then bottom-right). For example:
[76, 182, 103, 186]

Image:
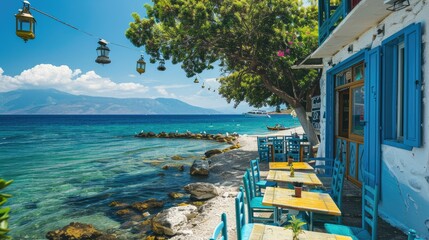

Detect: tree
[126, 0, 320, 145]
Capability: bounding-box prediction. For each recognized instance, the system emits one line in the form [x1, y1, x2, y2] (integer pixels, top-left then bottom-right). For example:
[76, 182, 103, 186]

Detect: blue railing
[318, 0, 356, 45]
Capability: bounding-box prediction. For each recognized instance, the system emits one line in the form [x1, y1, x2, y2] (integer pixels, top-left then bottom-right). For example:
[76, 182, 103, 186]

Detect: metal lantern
[15, 1, 36, 42]
[193, 78, 199, 83]
[95, 39, 111, 64]
[157, 59, 166, 71]
[201, 84, 205, 89]
[136, 55, 146, 74]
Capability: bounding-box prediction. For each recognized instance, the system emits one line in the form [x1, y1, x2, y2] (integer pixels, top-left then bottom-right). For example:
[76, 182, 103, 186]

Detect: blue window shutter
[364, 47, 381, 187]
[404, 23, 422, 147]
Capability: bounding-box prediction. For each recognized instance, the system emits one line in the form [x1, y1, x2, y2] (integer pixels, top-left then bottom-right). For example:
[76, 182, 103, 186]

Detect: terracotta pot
[294, 186, 302, 198]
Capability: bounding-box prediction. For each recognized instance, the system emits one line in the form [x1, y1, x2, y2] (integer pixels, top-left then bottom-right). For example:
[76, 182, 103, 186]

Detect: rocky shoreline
[46, 127, 304, 240]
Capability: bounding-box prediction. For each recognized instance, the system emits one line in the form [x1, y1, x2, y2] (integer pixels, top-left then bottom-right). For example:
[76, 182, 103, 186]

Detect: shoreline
[169, 126, 304, 240]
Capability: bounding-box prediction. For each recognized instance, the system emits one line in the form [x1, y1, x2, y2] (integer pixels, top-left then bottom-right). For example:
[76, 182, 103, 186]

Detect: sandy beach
[170, 126, 305, 240]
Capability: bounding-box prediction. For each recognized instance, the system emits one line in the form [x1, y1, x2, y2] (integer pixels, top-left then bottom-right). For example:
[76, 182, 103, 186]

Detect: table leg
[274, 207, 279, 225]
[309, 212, 313, 231]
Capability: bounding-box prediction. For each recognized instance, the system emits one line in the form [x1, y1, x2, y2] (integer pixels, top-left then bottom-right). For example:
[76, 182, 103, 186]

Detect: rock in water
[131, 198, 164, 212]
[190, 160, 209, 176]
[151, 205, 198, 236]
[46, 222, 114, 240]
[184, 182, 219, 200]
[204, 149, 222, 158]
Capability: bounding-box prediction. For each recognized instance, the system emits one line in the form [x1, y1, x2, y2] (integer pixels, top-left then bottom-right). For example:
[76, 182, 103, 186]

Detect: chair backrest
[331, 161, 345, 209]
[286, 137, 301, 161]
[361, 184, 379, 240]
[272, 139, 285, 161]
[235, 187, 246, 240]
[249, 160, 262, 196]
[330, 157, 341, 190]
[257, 137, 269, 162]
[210, 213, 228, 240]
[243, 169, 255, 223]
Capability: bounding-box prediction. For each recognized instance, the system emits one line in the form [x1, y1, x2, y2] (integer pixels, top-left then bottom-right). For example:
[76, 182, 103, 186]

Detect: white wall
[318, 0, 429, 236]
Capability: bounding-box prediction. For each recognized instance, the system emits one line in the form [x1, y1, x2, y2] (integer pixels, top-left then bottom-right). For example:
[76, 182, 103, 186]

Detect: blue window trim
[383, 140, 413, 151]
[381, 22, 422, 150]
[325, 49, 367, 158]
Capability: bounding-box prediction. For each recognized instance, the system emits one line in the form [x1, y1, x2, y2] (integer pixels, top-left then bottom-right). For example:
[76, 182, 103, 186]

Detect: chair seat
[256, 180, 277, 188]
[325, 223, 370, 240]
[241, 223, 254, 240]
[250, 197, 276, 210]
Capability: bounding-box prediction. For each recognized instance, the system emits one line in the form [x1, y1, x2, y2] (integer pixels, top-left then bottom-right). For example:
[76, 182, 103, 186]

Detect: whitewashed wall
[318, 0, 429, 236]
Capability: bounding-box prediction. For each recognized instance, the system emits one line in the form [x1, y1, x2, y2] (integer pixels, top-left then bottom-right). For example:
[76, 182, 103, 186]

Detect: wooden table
[262, 187, 341, 230]
[249, 224, 352, 240]
[266, 170, 323, 186]
[269, 162, 314, 171]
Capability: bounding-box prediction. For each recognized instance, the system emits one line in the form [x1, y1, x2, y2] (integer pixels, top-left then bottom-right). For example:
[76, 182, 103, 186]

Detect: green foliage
[287, 215, 306, 240]
[125, 0, 319, 109]
[0, 179, 12, 239]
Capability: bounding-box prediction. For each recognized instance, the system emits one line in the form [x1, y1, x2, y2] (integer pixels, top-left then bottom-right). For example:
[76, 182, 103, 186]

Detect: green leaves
[125, 0, 318, 108]
[287, 215, 306, 240]
[0, 179, 12, 239]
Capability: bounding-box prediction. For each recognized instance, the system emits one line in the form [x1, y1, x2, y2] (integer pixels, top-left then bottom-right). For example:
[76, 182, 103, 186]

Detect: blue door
[363, 47, 381, 187]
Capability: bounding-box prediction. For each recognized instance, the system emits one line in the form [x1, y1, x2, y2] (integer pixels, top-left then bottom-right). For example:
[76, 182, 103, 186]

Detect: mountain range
[0, 89, 218, 114]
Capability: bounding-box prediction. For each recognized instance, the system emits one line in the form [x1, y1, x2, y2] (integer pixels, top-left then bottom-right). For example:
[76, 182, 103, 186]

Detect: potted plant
[0, 178, 13, 239]
[293, 182, 303, 198]
[289, 165, 295, 177]
[286, 215, 306, 240]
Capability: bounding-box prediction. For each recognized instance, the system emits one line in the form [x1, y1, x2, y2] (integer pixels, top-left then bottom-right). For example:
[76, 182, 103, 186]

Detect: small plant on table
[286, 215, 306, 240]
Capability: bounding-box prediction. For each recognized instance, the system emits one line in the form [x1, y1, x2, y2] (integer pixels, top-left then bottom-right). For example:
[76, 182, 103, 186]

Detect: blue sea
[0, 114, 299, 239]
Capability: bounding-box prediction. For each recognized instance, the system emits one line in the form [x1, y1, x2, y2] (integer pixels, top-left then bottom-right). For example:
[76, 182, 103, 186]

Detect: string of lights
[15, 0, 217, 91]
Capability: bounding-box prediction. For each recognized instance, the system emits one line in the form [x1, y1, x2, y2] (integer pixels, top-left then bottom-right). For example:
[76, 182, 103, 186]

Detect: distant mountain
[0, 89, 218, 114]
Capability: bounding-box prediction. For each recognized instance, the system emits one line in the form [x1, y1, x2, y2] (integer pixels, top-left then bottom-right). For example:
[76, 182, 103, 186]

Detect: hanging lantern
[208, 87, 211, 91]
[95, 39, 111, 64]
[157, 59, 166, 71]
[15, 1, 36, 42]
[193, 78, 199, 84]
[201, 84, 205, 89]
[136, 55, 146, 74]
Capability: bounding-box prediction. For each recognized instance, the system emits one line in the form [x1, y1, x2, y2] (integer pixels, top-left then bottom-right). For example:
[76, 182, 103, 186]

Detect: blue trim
[383, 140, 413, 151]
[325, 50, 366, 159]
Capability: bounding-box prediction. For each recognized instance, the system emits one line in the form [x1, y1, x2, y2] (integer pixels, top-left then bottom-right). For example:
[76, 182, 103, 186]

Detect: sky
[0, 0, 259, 113]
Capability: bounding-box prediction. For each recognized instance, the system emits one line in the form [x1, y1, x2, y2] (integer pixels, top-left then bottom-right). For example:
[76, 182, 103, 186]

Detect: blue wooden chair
[312, 161, 346, 224]
[250, 159, 277, 196]
[235, 187, 253, 240]
[243, 169, 278, 224]
[286, 137, 301, 161]
[257, 137, 270, 162]
[272, 139, 286, 162]
[325, 184, 379, 240]
[210, 213, 228, 240]
[408, 229, 425, 240]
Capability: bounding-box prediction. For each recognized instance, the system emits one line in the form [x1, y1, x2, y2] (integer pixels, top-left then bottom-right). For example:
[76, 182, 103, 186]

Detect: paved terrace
[257, 163, 407, 240]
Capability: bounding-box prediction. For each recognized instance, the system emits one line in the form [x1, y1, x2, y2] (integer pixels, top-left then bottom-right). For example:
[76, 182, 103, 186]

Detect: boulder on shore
[46, 222, 116, 240]
[131, 198, 164, 212]
[190, 160, 209, 176]
[204, 149, 222, 158]
[151, 205, 198, 236]
[184, 182, 219, 200]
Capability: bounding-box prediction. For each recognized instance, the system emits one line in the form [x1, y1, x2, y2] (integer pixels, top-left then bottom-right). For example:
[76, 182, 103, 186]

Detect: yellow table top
[266, 170, 323, 186]
[249, 224, 352, 240]
[269, 162, 314, 171]
[262, 187, 341, 216]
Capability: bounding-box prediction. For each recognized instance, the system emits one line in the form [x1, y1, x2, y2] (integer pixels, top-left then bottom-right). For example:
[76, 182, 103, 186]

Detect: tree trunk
[293, 104, 320, 146]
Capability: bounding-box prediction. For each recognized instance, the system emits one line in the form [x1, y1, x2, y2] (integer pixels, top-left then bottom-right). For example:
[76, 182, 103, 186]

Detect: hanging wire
[29, 6, 140, 53]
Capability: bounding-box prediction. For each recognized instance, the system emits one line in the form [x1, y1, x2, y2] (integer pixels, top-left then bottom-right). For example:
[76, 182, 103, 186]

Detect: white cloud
[0, 64, 149, 98]
[128, 74, 136, 78]
[153, 84, 189, 98]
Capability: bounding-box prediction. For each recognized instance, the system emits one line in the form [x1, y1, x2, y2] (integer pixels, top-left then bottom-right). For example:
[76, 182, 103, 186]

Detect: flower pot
[294, 186, 302, 198]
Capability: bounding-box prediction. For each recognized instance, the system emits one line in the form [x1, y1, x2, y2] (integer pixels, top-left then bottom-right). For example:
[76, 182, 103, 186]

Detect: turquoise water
[0, 115, 299, 239]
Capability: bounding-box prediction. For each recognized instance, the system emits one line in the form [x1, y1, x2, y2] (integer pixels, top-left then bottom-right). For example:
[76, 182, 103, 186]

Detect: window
[334, 62, 364, 140]
[382, 23, 422, 149]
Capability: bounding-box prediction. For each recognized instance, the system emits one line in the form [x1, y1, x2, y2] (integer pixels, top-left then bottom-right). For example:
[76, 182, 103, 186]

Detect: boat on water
[244, 110, 271, 118]
[267, 124, 290, 131]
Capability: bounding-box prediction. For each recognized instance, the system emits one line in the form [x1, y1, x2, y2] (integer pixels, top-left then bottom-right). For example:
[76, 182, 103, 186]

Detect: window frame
[381, 23, 422, 150]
